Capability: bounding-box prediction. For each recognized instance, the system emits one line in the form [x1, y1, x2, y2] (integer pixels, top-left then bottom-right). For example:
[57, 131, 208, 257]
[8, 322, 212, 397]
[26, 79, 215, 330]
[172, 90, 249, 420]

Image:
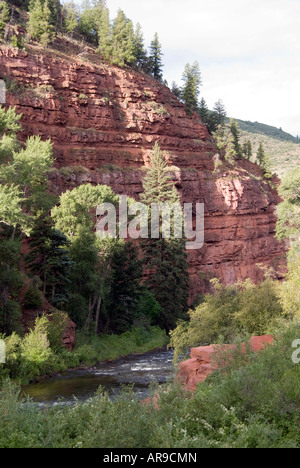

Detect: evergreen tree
[171, 81, 182, 100]
[111, 9, 136, 67]
[256, 142, 265, 166]
[0, 1, 9, 38]
[104, 241, 144, 333]
[230, 119, 243, 159]
[28, 0, 55, 46]
[78, 0, 99, 43]
[242, 140, 252, 160]
[140, 142, 189, 332]
[198, 97, 209, 123]
[181, 61, 202, 115]
[256, 142, 272, 178]
[149, 32, 163, 81]
[26, 217, 72, 309]
[213, 99, 227, 126]
[133, 22, 147, 69]
[63, 1, 78, 35]
[0, 232, 23, 334]
[97, 4, 111, 61]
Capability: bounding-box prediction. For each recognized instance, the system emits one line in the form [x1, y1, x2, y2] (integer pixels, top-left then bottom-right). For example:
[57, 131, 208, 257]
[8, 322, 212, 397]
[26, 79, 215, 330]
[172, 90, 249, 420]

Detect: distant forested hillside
[227, 118, 299, 144]
[239, 130, 300, 178]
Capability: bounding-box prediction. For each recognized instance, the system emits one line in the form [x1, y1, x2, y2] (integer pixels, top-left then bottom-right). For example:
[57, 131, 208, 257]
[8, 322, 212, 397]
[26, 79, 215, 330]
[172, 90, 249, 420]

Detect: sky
[73, 0, 300, 137]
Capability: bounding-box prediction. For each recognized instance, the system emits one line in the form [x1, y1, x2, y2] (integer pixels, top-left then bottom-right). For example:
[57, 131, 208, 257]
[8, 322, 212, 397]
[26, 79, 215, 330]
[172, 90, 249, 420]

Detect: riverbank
[1, 320, 300, 448]
[0, 326, 169, 386]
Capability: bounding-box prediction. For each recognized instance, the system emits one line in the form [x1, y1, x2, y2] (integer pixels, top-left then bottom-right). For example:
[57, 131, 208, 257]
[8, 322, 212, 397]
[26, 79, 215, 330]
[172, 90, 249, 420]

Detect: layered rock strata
[0, 46, 285, 298]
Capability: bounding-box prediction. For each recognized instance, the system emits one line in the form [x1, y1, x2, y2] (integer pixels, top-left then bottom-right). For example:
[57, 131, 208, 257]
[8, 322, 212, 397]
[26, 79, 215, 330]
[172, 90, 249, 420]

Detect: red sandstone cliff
[0, 44, 285, 299]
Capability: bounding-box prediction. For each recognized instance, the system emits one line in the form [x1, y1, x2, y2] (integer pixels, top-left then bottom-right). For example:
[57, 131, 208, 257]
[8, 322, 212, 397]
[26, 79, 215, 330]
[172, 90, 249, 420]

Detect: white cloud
[74, 0, 300, 136]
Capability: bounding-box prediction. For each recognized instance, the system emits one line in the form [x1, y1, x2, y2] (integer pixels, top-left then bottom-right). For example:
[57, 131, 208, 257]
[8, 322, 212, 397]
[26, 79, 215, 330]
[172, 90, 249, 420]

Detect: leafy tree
[111, 9, 136, 67]
[0, 135, 55, 214]
[0, 1, 9, 38]
[140, 142, 189, 332]
[181, 61, 202, 115]
[149, 32, 163, 81]
[170, 276, 282, 362]
[51, 183, 121, 333]
[0, 107, 56, 332]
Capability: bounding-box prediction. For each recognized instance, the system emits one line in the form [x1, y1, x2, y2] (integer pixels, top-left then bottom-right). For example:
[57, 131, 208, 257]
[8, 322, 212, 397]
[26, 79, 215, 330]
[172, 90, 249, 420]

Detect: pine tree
[181, 62, 202, 115]
[133, 22, 147, 69]
[213, 99, 227, 126]
[140, 142, 189, 332]
[230, 119, 243, 159]
[256, 142, 272, 178]
[0, 1, 9, 38]
[26, 217, 72, 308]
[111, 9, 136, 67]
[28, 0, 55, 46]
[63, 1, 78, 35]
[104, 241, 144, 333]
[198, 97, 209, 123]
[97, 5, 111, 61]
[242, 140, 252, 160]
[149, 32, 163, 81]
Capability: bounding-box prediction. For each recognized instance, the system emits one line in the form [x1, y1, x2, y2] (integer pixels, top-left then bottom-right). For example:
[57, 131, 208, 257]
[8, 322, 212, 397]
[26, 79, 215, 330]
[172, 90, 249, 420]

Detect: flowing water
[21, 348, 175, 406]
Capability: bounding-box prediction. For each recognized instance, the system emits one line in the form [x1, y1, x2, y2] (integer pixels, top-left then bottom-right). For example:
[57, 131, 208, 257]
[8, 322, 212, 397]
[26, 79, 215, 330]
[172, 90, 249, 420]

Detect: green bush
[170, 277, 282, 362]
[1, 321, 300, 448]
[19, 316, 53, 380]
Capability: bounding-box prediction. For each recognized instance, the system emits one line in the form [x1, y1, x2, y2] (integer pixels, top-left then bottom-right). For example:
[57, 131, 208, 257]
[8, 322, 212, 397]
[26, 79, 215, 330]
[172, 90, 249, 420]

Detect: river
[21, 348, 175, 406]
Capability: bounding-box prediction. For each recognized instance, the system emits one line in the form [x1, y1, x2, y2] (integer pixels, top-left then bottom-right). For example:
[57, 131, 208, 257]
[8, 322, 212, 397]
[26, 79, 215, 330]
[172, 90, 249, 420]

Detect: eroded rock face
[0, 46, 285, 299]
[178, 335, 274, 392]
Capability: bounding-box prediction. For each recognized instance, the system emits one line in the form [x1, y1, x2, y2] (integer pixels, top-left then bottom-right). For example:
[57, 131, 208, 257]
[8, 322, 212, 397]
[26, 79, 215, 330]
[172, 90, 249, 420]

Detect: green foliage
[27, 0, 55, 46]
[170, 276, 282, 363]
[26, 218, 72, 309]
[19, 316, 53, 380]
[149, 32, 163, 81]
[256, 142, 272, 178]
[140, 143, 189, 332]
[23, 283, 43, 310]
[181, 61, 202, 115]
[51, 183, 118, 239]
[276, 168, 300, 260]
[62, 1, 78, 35]
[1, 321, 300, 448]
[10, 35, 24, 49]
[111, 9, 136, 67]
[96, 5, 111, 61]
[0, 1, 9, 37]
[276, 169, 300, 318]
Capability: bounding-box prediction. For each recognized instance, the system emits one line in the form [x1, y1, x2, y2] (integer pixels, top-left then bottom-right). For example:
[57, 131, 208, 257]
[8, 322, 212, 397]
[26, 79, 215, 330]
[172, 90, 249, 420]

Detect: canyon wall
[0, 45, 285, 299]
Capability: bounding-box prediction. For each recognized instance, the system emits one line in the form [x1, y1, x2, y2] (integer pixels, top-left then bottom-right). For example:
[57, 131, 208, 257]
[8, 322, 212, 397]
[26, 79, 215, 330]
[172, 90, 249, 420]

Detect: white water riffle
[21, 349, 175, 407]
